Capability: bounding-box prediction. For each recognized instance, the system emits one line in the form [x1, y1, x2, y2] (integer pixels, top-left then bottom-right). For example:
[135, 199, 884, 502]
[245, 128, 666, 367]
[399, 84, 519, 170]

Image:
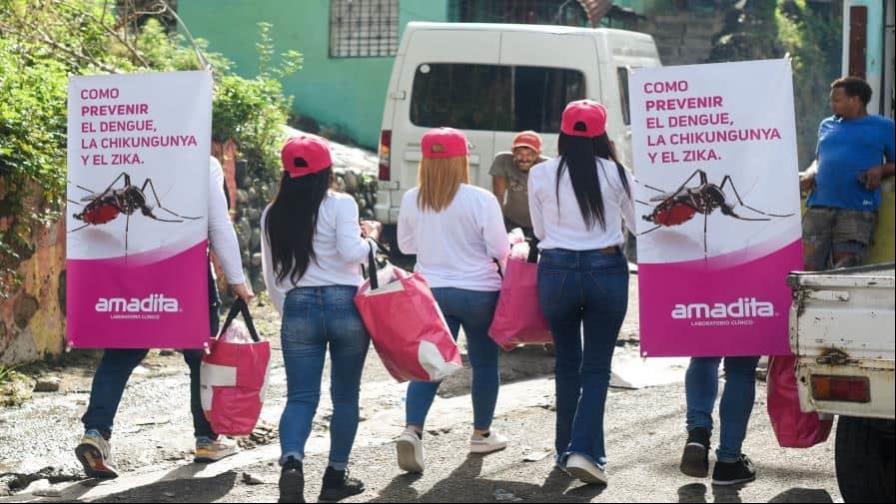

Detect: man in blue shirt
[800, 76, 895, 270]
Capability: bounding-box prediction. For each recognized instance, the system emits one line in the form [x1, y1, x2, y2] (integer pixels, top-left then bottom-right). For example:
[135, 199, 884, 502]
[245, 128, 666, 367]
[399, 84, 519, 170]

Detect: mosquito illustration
[637, 169, 794, 256]
[68, 172, 200, 257]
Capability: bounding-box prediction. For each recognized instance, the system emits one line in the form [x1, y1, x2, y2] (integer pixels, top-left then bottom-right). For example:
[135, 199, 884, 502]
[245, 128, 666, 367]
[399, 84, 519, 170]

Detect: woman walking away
[395, 127, 511, 474]
[528, 100, 635, 485]
[262, 135, 380, 503]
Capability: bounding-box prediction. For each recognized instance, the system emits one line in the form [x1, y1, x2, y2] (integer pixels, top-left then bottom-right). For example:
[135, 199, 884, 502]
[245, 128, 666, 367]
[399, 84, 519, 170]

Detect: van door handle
[390, 91, 407, 100]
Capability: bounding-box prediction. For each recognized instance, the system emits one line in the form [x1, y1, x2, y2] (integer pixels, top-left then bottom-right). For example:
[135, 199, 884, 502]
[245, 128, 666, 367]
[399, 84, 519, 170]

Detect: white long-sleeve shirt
[528, 156, 635, 251]
[260, 191, 373, 315]
[208, 156, 246, 285]
[398, 184, 510, 291]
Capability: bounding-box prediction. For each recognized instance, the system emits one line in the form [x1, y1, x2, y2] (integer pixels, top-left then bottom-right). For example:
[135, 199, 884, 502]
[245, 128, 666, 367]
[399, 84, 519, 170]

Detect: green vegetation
[0, 0, 301, 299]
[710, 0, 842, 168]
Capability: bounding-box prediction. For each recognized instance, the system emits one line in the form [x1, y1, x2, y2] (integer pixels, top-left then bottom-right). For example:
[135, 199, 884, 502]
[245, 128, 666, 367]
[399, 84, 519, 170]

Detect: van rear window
[410, 63, 585, 132]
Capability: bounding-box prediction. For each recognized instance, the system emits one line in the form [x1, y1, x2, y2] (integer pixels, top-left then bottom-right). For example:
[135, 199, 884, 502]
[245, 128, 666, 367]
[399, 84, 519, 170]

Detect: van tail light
[811, 375, 870, 403]
[378, 130, 392, 181]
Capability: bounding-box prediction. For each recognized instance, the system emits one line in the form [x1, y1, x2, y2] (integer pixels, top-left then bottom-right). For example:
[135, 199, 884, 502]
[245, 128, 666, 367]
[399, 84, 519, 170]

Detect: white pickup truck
[788, 263, 895, 503]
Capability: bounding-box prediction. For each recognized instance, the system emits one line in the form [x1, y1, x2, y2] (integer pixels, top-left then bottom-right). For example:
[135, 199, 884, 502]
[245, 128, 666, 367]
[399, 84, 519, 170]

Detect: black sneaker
[712, 454, 756, 486]
[318, 466, 365, 502]
[680, 427, 710, 478]
[278, 457, 305, 503]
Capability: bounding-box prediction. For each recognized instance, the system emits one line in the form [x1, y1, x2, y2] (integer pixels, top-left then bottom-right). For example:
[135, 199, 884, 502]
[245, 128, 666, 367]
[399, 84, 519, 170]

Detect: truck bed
[788, 263, 895, 419]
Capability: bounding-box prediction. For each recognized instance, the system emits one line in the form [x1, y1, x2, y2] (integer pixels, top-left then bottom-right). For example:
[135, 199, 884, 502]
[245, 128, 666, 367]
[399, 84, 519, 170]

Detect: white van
[375, 22, 662, 227]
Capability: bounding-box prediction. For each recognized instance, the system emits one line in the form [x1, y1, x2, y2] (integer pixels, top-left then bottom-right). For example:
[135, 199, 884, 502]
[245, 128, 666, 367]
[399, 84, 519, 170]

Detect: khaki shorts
[802, 207, 877, 270]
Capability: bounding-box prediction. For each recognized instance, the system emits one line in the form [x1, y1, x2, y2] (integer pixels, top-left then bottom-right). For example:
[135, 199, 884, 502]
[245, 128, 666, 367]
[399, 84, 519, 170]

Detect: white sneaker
[75, 430, 118, 479]
[469, 431, 508, 454]
[565, 453, 608, 485]
[194, 436, 238, 463]
[395, 429, 424, 473]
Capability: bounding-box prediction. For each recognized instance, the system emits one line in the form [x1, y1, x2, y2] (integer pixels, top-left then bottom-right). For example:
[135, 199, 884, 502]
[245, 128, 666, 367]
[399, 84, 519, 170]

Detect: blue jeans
[406, 288, 500, 431]
[279, 286, 370, 470]
[537, 248, 629, 465]
[81, 304, 220, 439]
[685, 356, 761, 462]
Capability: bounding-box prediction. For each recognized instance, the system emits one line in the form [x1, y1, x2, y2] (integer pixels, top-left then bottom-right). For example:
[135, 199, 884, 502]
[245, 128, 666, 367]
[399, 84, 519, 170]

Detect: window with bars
[329, 0, 399, 58]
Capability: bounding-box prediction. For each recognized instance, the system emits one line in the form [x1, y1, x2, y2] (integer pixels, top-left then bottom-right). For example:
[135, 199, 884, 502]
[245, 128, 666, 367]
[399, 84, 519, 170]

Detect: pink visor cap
[281, 135, 332, 178]
[560, 100, 607, 137]
[421, 128, 470, 159]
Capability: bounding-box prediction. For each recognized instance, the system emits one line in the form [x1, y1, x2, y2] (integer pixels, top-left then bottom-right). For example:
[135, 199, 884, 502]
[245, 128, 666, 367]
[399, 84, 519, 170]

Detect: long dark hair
[556, 130, 631, 230]
[265, 168, 332, 284]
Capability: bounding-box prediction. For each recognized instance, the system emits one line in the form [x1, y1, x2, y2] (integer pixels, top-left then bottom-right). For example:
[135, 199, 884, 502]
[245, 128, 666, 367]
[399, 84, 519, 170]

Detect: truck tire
[835, 416, 896, 503]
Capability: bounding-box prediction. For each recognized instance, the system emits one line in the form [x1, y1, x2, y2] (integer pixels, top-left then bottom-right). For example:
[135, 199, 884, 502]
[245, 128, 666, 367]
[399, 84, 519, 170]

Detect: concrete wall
[0, 217, 67, 366]
[636, 7, 727, 65]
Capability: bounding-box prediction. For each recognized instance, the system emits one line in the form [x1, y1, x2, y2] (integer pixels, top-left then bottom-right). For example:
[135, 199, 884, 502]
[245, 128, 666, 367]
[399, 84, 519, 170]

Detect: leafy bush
[0, 1, 301, 299]
[709, 0, 841, 169]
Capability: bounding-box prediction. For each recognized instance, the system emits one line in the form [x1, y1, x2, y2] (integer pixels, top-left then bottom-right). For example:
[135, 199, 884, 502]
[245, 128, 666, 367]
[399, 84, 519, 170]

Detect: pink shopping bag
[488, 240, 552, 351]
[767, 355, 833, 448]
[201, 299, 271, 436]
[354, 248, 462, 383]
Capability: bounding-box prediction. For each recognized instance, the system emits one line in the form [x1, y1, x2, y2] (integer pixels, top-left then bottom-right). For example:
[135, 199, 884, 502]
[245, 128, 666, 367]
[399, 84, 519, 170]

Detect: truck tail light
[378, 130, 392, 181]
[811, 375, 870, 403]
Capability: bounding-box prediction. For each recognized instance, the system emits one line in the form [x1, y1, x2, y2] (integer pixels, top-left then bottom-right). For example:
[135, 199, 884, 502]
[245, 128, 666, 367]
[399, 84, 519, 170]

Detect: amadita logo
[672, 297, 775, 320]
[95, 294, 180, 313]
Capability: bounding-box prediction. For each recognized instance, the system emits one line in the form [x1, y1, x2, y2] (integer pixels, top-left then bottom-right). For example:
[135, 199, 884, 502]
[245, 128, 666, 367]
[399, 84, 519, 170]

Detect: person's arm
[492, 176, 507, 205]
[862, 121, 896, 190]
[802, 122, 826, 194]
[489, 156, 509, 207]
[482, 194, 511, 264]
[396, 191, 418, 255]
[207, 157, 253, 301]
[800, 160, 818, 194]
[335, 198, 376, 264]
[527, 168, 545, 241]
[259, 208, 283, 315]
[862, 162, 895, 190]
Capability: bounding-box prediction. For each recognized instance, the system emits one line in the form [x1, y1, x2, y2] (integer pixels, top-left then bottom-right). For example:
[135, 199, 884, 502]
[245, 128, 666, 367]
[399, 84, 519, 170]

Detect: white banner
[66, 70, 213, 349]
[629, 59, 802, 357]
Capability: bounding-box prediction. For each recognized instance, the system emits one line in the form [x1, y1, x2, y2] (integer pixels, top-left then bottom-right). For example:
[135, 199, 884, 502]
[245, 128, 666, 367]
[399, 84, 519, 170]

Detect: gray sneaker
[75, 430, 118, 479]
[194, 436, 238, 463]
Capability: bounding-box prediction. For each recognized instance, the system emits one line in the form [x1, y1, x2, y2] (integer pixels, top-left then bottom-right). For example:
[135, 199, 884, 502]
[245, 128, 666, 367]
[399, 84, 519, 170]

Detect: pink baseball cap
[421, 128, 469, 159]
[512, 131, 542, 153]
[560, 100, 607, 137]
[281, 135, 332, 178]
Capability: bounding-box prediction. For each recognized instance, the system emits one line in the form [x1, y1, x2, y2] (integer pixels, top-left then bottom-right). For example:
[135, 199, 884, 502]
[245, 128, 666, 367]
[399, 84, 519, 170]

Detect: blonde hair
[416, 155, 469, 212]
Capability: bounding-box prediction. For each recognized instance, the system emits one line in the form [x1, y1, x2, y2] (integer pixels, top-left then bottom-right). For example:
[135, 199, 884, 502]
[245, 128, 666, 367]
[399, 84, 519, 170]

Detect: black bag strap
[527, 237, 540, 264]
[365, 240, 380, 290]
[218, 298, 260, 342]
